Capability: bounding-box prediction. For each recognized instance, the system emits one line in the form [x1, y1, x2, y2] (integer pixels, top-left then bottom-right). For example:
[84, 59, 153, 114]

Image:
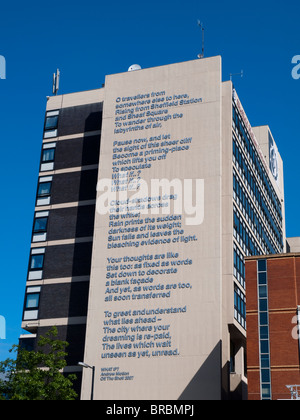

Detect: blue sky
[0, 0, 299, 360]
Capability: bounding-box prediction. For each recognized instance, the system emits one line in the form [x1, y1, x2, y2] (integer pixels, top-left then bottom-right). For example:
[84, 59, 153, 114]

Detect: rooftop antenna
[230, 70, 243, 82]
[197, 20, 204, 59]
[52, 68, 60, 96]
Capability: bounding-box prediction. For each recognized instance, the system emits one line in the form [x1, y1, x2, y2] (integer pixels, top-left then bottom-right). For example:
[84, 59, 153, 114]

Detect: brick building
[246, 251, 300, 400]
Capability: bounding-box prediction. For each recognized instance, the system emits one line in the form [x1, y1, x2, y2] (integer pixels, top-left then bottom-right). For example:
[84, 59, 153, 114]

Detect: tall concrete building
[20, 56, 286, 400]
[287, 237, 300, 253]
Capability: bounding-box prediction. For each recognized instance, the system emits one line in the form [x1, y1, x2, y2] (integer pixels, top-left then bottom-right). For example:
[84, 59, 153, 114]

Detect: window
[36, 177, 53, 206]
[258, 259, 267, 272]
[259, 299, 268, 312]
[33, 217, 48, 233]
[261, 384, 271, 399]
[259, 285, 267, 298]
[260, 326, 269, 340]
[42, 148, 55, 163]
[28, 249, 45, 281]
[40, 142, 56, 172]
[44, 110, 59, 139]
[45, 116, 58, 131]
[23, 286, 41, 321]
[32, 211, 49, 243]
[38, 182, 52, 197]
[30, 254, 44, 270]
[259, 312, 268, 326]
[260, 340, 269, 354]
[26, 293, 40, 310]
[258, 272, 267, 285]
[260, 354, 270, 368]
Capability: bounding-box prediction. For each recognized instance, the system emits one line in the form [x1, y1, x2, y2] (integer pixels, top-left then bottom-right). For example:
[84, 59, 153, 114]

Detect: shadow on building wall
[178, 341, 247, 400]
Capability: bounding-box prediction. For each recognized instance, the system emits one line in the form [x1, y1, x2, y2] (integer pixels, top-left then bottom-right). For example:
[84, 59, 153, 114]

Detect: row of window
[233, 170, 282, 254]
[23, 111, 59, 321]
[233, 138, 283, 253]
[234, 284, 246, 329]
[233, 174, 266, 255]
[232, 129, 282, 232]
[257, 259, 272, 400]
[26, 248, 44, 319]
[234, 207, 261, 257]
[233, 243, 245, 289]
[232, 105, 282, 223]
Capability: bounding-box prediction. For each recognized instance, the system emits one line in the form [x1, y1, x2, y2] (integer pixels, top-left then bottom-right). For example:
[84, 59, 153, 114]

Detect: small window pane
[261, 369, 271, 383]
[42, 148, 55, 162]
[259, 299, 268, 312]
[258, 272, 267, 285]
[45, 116, 58, 130]
[30, 255, 44, 270]
[38, 182, 52, 197]
[34, 217, 48, 233]
[261, 384, 271, 399]
[260, 326, 269, 340]
[26, 294, 40, 309]
[261, 354, 270, 368]
[258, 260, 267, 272]
[259, 285, 268, 298]
[259, 312, 268, 326]
[260, 340, 269, 354]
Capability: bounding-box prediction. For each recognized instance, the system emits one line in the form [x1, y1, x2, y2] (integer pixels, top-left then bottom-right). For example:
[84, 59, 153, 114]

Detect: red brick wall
[246, 256, 300, 400]
[267, 258, 297, 310]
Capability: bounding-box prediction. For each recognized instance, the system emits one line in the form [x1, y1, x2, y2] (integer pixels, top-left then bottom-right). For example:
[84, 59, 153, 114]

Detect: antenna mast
[230, 70, 243, 82]
[52, 69, 60, 96]
[197, 20, 204, 59]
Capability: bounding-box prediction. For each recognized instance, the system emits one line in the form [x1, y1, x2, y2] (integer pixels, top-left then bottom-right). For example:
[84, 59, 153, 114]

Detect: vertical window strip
[257, 260, 272, 400]
[234, 284, 246, 329]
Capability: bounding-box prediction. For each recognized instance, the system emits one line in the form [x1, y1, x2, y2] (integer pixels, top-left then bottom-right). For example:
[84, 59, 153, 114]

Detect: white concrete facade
[78, 57, 286, 400]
